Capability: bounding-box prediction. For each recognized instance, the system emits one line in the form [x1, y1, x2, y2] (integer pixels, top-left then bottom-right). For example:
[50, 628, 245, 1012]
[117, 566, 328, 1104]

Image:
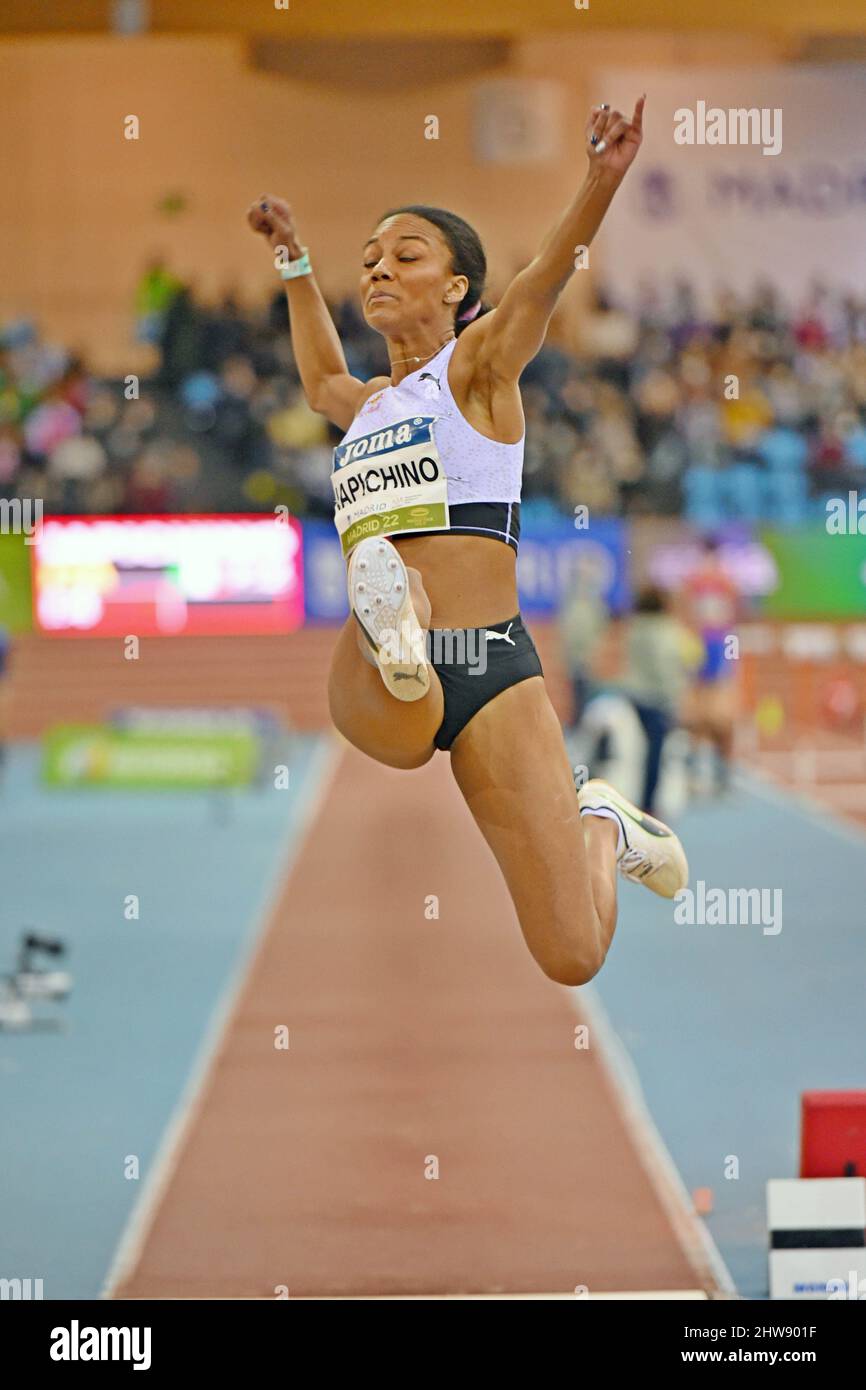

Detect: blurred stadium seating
[2, 275, 865, 528]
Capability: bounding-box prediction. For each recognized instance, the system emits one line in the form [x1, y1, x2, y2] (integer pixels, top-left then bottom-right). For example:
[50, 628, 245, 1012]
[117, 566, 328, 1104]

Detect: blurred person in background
[575, 286, 638, 391]
[623, 584, 703, 814]
[0, 621, 10, 781]
[157, 281, 204, 387]
[135, 255, 183, 345]
[679, 536, 741, 794]
[558, 572, 609, 729]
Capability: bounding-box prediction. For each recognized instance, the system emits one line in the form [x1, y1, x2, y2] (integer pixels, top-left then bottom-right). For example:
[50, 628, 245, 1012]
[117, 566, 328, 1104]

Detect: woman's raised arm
[247, 194, 381, 430]
[465, 97, 645, 383]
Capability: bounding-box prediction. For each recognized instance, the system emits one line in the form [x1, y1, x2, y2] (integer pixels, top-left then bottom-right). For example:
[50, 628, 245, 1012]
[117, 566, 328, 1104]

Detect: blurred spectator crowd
[2, 262, 866, 526]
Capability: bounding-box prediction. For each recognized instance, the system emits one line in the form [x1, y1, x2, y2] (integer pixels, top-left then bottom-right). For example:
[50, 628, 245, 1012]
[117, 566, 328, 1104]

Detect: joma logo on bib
[332, 415, 449, 556]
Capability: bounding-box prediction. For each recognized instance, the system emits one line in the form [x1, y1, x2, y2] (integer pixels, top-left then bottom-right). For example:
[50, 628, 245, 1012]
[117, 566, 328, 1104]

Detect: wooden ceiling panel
[0, 0, 864, 38]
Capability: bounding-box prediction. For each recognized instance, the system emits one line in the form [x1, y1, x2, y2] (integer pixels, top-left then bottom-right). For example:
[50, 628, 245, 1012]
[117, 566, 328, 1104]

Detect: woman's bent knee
[514, 901, 608, 987]
[540, 953, 604, 987]
[328, 685, 436, 770]
[533, 931, 606, 987]
[341, 734, 435, 771]
[367, 741, 436, 770]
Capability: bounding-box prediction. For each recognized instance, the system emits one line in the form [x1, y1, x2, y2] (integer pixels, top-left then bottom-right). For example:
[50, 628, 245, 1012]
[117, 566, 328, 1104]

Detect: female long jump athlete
[248, 96, 688, 986]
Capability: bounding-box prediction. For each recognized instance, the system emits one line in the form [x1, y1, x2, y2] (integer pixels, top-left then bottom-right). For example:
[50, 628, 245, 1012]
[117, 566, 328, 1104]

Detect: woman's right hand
[247, 194, 303, 261]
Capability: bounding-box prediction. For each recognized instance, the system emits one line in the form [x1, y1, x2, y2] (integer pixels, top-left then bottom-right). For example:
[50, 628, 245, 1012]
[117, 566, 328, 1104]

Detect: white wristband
[278, 247, 311, 280]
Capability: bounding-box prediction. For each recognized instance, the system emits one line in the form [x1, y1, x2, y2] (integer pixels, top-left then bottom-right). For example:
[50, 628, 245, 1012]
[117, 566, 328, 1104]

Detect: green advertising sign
[0, 532, 33, 633]
[761, 528, 866, 619]
[42, 725, 261, 789]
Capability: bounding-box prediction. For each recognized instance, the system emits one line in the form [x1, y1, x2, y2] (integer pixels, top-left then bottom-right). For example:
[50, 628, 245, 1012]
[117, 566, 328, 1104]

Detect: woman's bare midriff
[392, 532, 519, 629]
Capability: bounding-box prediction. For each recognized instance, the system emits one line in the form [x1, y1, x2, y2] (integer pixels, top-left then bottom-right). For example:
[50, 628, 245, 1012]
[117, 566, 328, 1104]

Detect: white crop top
[331, 337, 524, 558]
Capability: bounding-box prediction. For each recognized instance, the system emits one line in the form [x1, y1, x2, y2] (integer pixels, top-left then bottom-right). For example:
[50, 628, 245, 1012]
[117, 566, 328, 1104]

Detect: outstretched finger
[631, 94, 646, 134]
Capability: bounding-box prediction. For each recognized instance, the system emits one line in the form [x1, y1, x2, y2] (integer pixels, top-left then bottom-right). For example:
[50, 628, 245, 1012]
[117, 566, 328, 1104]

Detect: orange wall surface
[1, 31, 788, 373]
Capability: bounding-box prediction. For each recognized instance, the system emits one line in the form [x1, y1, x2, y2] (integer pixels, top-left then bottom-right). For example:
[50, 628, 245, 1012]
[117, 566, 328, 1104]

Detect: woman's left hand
[585, 95, 645, 180]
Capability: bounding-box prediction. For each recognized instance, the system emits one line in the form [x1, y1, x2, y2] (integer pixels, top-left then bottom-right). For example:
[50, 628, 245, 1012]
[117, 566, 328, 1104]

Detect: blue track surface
[0, 737, 332, 1300]
[593, 774, 866, 1299]
[3, 743, 862, 1300]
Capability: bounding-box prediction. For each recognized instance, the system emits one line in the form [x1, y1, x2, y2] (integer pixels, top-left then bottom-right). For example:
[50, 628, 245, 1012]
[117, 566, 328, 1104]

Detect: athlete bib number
[332, 415, 449, 557]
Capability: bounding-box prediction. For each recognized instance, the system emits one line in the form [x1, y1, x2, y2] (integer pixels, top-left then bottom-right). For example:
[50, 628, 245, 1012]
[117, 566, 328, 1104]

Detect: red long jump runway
[109, 741, 722, 1300]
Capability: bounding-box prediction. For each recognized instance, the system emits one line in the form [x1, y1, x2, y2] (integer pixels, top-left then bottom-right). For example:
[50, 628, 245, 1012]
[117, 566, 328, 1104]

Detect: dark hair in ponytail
[377, 204, 490, 335]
